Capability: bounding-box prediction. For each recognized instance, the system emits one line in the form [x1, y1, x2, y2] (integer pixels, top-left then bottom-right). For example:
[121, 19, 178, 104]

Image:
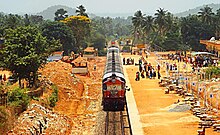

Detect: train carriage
[102, 46, 126, 111]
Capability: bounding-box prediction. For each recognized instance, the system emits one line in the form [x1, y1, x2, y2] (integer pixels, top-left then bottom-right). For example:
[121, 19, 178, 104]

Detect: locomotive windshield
[107, 84, 121, 90]
[107, 48, 119, 54]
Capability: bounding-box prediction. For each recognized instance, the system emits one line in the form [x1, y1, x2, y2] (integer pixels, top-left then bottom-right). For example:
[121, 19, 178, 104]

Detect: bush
[32, 96, 40, 101]
[205, 66, 220, 78]
[7, 88, 30, 111]
[122, 45, 131, 52]
[98, 50, 107, 56]
[48, 85, 58, 107]
[0, 106, 7, 127]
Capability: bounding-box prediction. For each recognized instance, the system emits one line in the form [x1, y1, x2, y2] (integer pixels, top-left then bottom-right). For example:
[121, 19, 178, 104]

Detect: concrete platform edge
[124, 67, 144, 135]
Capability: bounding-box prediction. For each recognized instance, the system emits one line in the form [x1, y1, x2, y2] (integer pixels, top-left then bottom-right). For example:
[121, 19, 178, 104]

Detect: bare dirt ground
[6, 57, 106, 135]
[122, 52, 220, 135]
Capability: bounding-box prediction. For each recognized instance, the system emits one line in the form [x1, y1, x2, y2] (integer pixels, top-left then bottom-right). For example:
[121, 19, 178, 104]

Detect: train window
[107, 85, 121, 90]
[103, 84, 107, 90]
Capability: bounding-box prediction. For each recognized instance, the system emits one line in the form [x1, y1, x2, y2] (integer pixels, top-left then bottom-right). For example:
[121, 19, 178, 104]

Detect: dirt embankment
[7, 57, 106, 135]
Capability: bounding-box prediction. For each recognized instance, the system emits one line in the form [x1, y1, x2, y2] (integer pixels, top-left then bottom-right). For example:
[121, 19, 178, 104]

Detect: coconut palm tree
[214, 8, 220, 38]
[76, 5, 88, 17]
[198, 6, 214, 25]
[54, 8, 68, 21]
[132, 10, 145, 45]
[154, 8, 168, 36]
[141, 16, 155, 43]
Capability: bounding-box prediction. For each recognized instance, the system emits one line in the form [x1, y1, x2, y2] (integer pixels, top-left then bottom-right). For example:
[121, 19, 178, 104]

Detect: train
[102, 44, 127, 111]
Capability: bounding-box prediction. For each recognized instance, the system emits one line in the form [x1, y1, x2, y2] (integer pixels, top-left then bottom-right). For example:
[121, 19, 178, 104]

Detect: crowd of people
[135, 57, 161, 81]
[123, 57, 134, 65]
[167, 52, 219, 68]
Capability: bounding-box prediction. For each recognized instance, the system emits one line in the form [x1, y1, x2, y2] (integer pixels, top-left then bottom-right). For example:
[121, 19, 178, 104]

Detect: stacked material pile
[8, 103, 73, 135]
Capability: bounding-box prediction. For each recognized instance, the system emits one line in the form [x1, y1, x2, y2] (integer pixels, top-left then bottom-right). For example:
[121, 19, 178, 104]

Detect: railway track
[105, 99, 132, 135]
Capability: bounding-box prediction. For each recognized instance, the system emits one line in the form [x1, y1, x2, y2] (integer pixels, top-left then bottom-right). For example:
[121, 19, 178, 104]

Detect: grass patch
[48, 85, 58, 107]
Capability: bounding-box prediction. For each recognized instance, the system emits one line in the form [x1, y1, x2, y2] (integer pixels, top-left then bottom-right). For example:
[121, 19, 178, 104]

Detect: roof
[191, 52, 214, 56]
[84, 47, 96, 53]
[71, 56, 87, 66]
[52, 51, 64, 55]
[200, 40, 220, 51]
[47, 56, 62, 62]
[47, 51, 64, 62]
[200, 40, 220, 45]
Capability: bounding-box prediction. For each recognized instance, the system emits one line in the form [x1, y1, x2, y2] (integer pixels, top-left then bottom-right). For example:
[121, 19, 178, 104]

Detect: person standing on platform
[141, 70, 145, 78]
[123, 57, 125, 65]
[135, 71, 140, 81]
[157, 64, 160, 72]
[158, 71, 161, 79]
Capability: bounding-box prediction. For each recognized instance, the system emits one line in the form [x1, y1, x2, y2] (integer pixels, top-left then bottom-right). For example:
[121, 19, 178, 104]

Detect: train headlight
[112, 79, 116, 83]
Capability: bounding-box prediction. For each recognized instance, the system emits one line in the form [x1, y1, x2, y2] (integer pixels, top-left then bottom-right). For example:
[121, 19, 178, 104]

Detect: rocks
[169, 103, 191, 112]
[8, 103, 72, 135]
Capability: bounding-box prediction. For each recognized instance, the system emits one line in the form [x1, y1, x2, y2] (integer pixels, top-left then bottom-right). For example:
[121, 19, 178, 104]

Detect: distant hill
[175, 3, 220, 17]
[37, 5, 76, 20]
[37, 3, 220, 20]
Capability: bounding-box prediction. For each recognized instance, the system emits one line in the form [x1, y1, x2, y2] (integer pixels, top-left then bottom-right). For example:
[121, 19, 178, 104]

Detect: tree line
[0, 5, 132, 88]
[0, 5, 220, 88]
[131, 6, 220, 51]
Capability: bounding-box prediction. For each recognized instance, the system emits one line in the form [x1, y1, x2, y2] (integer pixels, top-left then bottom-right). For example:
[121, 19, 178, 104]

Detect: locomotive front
[102, 46, 126, 111]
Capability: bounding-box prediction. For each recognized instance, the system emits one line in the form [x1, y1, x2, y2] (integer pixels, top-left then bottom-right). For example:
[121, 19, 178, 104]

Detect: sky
[0, 0, 219, 14]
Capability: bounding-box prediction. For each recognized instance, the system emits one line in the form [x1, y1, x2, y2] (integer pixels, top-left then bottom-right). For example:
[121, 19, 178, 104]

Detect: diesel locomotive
[102, 45, 126, 111]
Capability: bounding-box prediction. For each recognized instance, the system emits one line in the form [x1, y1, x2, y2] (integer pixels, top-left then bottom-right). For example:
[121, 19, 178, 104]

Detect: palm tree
[198, 6, 214, 25]
[141, 16, 155, 43]
[214, 8, 220, 37]
[54, 8, 68, 21]
[76, 5, 88, 17]
[154, 8, 168, 35]
[132, 10, 145, 45]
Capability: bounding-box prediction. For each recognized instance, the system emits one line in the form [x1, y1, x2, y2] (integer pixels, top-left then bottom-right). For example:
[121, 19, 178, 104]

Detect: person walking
[3, 74, 6, 81]
[158, 71, 161, 79]
[123, 57, 126, 65]
[135, 71, 140, 81]
[141, 70, 145, 78]
[149, 70, 152, 79]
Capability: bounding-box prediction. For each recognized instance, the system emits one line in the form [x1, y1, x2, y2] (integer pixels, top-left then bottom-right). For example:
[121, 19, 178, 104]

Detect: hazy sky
[0, 0, 219, 14]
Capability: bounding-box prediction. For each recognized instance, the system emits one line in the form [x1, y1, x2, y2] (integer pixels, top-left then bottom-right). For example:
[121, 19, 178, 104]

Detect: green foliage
[98, 49, 107, 56]
[90, 32, 106, 51]
[0, 106, 7, 127]
[122, 45, 131, 52]
[205, 66, 220, 78]
[76, 5, 89, 17]
[54, 8, 68, 21]
[180, 15, 214, 51]
[61, 15, 91, 53]
[41, 21, 74, 55]
[91, 16, 132, 39]
[131, 6, 220, 51]
[8, 87, 30, 110]
[48, 85, 58, 107]
[32, 96, 40, 101]
[0, 26, 61, 87]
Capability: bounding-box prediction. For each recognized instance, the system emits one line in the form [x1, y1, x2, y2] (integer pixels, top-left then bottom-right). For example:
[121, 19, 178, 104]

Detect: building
[83, 47, 98, 59]
[71, 56, 88, 75]
[200, 39, 220, 57]
[47, 51, 64, 62]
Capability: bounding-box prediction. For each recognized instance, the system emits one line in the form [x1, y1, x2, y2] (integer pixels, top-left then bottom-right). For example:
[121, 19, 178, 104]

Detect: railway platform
[123, 63, 144, 135]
